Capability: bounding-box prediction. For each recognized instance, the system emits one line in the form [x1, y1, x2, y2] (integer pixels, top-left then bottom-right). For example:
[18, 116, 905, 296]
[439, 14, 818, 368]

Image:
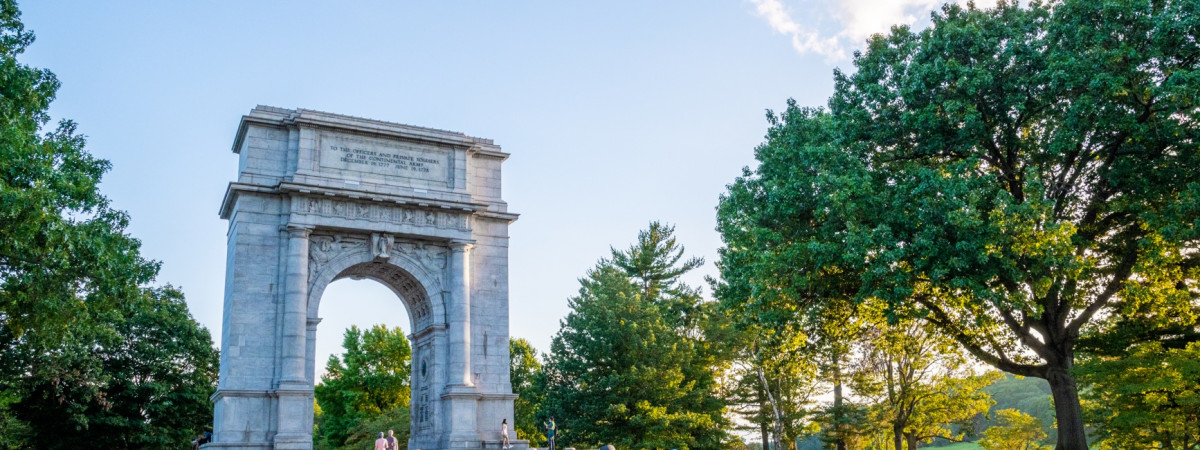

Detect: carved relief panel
[298, 197, 471, 232]
[308, 232, 448, 333]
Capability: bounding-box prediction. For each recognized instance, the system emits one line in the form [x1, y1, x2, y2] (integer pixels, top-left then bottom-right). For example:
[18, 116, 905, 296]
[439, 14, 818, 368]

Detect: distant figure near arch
[209, 107, 522, 450]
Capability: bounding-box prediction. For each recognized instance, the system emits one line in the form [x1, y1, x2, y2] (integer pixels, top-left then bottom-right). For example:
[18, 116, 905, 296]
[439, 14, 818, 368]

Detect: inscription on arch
[318, 132, 451, 184]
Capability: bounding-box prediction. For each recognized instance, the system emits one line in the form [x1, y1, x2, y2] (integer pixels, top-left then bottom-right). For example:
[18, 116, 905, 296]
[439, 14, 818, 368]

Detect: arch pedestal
[210, 107, 520, 450]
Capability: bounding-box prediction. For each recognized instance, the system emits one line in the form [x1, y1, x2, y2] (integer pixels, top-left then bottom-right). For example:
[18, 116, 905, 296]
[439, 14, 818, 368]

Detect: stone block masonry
[210, 107, 524, 450]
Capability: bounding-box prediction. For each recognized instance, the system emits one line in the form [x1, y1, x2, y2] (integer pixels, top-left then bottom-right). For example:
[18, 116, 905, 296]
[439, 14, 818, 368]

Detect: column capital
[284, 224, 313, 238]
[306, 317, 323, 329]
[448, 239, 475, 252]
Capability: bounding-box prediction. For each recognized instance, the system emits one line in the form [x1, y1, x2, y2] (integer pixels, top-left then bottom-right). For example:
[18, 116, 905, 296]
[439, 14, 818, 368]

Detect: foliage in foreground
[335, 405, 409, 450]
[851, 317, 999, 450]
[981, 374, 1054, 445]
[1078, 341, 1200, 449]
[978, 409, 1051, 450]
[0, 1, 217, 448]
[511, 338, 547, 447]
[0, 287, 218, 449]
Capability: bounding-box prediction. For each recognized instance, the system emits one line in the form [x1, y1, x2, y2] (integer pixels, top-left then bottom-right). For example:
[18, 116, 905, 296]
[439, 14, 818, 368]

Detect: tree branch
[918, 297, 1044, 377]
[1068, 237, 1140, 337]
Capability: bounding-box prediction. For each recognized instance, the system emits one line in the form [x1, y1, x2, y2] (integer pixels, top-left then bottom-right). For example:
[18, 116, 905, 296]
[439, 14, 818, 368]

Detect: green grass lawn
[932, 443, 983, 450]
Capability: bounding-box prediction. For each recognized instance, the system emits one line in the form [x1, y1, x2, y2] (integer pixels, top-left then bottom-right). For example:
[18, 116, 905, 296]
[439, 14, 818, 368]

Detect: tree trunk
[1046, 366, 1087, 450]
[760, 401, 770, 450]
[892, 423, 903, 450]
[904, 433, 918, 450]
[833, 360, 846, 450]
[755, 365, 784, 450]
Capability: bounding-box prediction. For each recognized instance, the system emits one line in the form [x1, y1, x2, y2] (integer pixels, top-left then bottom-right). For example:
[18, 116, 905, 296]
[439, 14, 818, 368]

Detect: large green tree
[0, 0, 157, 342]
[831, 1, 1199, 447]
[314, 325, 412, 450]
[0, 2, 216, 447]
[0, 287, 218, 449]
[543, 222, 727, 449]
[717, 1, 1199, 449]
[713, 104, 873, 450]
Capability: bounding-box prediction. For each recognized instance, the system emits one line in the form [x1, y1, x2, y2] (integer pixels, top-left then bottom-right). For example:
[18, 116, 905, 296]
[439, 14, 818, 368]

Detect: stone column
[281, 225, 312, 385]
[275, 224, 313, 449]
[448, 240, 474, 387]
[305, 318, 322, 383]
[302, 317, 322, 444]
[443, 240, 479, 445]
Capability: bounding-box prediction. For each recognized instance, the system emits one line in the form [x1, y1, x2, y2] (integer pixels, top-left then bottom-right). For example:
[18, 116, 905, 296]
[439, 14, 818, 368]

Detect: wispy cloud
[748, 0, 1003, 61]
[749, 0, 845, 60]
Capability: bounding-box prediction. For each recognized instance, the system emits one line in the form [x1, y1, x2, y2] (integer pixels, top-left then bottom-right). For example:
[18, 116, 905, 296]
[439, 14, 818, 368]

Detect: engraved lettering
[319, 133, 449, 183]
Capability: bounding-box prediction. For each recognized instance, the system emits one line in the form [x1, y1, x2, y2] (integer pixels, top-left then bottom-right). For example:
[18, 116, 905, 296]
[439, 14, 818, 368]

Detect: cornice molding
[232, 106, 509, 158]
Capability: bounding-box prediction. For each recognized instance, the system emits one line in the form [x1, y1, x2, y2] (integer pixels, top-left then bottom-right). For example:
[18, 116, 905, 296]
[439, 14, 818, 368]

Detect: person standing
[501, 418, 511, 449]
[374, 432, 388, 450]
[385, 430, 398, 450]
[544, 417, 556, 450]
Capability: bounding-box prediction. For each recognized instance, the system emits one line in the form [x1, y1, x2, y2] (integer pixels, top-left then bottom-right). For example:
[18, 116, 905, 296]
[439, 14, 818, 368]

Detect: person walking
[544, 417, 556, 450]
[501, 418, 511, 449]
[385, 430, 398, 450]
[374, 432, 388, 450]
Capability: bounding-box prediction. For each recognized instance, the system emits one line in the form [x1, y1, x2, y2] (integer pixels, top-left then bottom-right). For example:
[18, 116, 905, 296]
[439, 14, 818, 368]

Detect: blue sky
[20, 0, 985, 378]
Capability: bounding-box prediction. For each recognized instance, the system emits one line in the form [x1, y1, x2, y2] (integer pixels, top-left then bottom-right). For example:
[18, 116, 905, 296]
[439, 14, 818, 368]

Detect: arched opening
[310, 275, 413, 449]
[305, 239, 449, 450]
[313, 277, 411, 384]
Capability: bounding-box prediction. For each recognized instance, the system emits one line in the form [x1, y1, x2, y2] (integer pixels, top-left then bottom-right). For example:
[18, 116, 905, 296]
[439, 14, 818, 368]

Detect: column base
[274, 387, 313, 450]
[443, 383, 479, 395]
[199, 443, 272, 450]
[442, 385, 481, 447]
[271, 434, 313, 450]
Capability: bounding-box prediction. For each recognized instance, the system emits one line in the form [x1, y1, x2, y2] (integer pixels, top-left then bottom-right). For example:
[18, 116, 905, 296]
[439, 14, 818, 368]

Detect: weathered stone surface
[212, 107, 524, 450]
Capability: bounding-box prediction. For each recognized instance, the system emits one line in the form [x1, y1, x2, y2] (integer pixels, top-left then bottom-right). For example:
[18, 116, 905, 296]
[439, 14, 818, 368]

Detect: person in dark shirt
[545, 417, 556, 450]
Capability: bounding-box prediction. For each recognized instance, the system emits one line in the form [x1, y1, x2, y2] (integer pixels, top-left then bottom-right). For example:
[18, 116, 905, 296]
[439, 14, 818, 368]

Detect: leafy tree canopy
[510, 338, 546, 447]
[1077, 341, 1200, 449]
[315, 325, 411, 450]
[979, 409, 1051, 450]
[0, 0, 157, 342]
[0, 287, 218, 450]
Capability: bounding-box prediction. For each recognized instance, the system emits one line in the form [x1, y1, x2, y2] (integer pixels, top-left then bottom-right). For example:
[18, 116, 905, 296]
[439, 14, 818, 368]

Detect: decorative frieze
[297, 196, 471, 232]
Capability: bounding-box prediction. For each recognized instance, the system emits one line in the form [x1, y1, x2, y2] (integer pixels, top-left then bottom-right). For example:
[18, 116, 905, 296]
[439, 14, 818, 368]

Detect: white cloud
[835, 0, 941, 43]
[748, 0, 1006, 61]
[748, 0, 845, 60]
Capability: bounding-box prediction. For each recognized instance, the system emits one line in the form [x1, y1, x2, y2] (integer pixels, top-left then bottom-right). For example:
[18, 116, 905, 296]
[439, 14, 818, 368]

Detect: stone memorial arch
[210, 106, 521, 450]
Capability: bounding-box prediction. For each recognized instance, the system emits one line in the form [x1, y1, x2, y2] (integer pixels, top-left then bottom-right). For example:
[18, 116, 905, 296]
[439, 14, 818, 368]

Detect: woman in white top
[501, 419, 511, 449]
